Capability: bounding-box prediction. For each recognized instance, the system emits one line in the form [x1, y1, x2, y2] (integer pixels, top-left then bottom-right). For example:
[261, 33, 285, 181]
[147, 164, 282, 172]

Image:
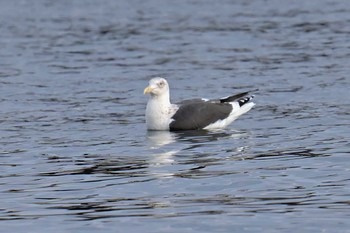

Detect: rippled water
[1, 0, 350, 232]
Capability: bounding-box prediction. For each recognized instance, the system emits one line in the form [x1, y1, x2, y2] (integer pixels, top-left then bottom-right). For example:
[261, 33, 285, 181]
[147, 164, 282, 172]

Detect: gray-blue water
[1, 0, 350, 232]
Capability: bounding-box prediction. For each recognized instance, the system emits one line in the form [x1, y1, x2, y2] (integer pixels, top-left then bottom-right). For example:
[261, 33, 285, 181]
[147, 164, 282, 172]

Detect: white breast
[145, 99, 178, 130]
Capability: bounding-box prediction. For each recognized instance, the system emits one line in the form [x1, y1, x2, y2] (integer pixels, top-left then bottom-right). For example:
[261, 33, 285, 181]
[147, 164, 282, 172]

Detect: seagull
[143, 77, 255, 131]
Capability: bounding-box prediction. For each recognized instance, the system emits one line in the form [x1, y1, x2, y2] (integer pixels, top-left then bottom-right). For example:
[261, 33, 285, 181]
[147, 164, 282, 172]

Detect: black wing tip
[220, 89, 257, 103]
[238, 95, 255, 107]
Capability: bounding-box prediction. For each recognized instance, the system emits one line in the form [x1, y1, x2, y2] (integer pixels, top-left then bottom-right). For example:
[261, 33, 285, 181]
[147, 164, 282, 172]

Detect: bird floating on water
[143, 77, 255, 131]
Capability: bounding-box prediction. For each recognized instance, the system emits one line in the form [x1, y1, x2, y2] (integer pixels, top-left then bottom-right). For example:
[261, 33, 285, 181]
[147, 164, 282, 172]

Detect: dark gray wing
[169, 102, 233, 131]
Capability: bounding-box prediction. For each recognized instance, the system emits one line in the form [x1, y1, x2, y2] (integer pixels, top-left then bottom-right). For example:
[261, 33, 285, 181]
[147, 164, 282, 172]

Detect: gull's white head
[143, 77, 169, 97]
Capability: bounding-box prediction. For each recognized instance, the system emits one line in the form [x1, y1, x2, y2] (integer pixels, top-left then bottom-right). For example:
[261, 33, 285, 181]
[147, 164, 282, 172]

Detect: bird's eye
[158, 81, 165, 87]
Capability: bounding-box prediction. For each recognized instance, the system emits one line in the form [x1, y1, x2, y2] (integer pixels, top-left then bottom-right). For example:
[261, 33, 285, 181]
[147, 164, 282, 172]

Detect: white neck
[146, 92, 174, 130]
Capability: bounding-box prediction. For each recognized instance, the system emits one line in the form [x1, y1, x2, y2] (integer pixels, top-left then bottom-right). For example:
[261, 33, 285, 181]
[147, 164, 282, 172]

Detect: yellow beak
[143, 86, 154, 94]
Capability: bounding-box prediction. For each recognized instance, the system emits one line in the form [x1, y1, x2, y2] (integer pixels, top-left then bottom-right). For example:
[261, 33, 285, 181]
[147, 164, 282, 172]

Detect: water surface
[1, 0, 350, 232]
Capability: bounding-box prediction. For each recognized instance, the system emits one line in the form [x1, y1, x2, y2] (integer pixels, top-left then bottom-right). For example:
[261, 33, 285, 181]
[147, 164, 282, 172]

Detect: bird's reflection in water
[146, 131, 177, 149]
[145, 129, 253, 178]
[146, 129, 252, 162]
[146, 131, 178, 175]
[174, 129, 252, 149]
[146, 129, 252, 148]
[176, 129, 233, 143]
